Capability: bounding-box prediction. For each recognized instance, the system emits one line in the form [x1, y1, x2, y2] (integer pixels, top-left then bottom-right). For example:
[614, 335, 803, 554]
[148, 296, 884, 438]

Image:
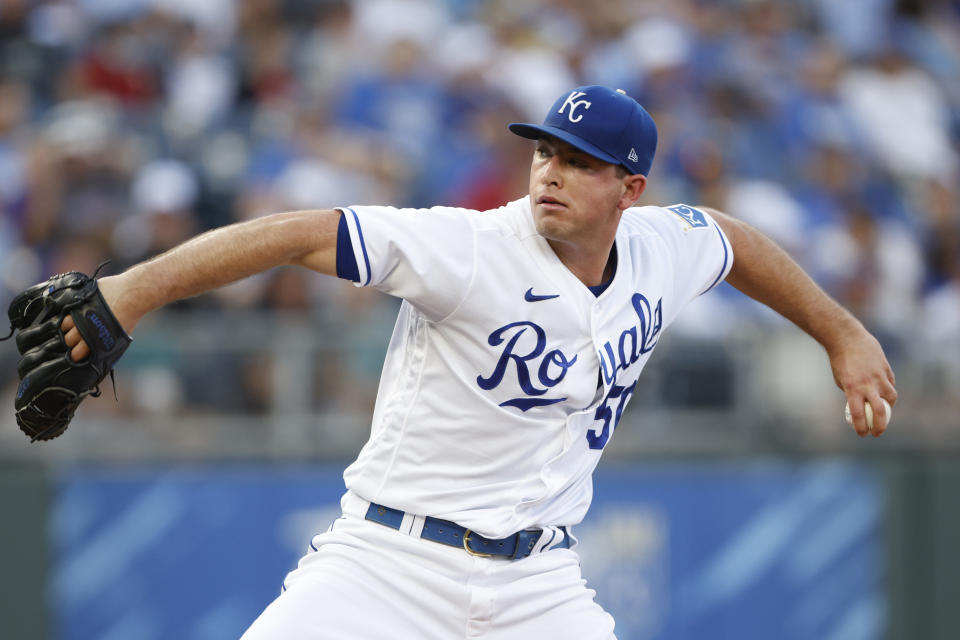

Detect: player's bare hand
[61, 314, 91, 362]
[827, 327, 897, 438]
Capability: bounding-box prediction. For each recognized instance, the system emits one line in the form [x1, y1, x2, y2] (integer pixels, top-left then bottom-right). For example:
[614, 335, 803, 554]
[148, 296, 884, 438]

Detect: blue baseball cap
[509, 85, 658, 176]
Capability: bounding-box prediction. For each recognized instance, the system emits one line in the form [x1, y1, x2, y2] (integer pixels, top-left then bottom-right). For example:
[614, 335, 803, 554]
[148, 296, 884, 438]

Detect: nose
[540, 154, 562, 188]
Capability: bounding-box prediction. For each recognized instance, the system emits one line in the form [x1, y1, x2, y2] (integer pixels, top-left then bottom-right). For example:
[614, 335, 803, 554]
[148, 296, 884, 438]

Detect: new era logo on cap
[508, 85, 658, 176]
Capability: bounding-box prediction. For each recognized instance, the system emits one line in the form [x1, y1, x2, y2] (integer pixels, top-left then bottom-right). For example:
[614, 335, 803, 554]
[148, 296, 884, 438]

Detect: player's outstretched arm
[705, 207, 897, 438]
[63, 209, 342, 360]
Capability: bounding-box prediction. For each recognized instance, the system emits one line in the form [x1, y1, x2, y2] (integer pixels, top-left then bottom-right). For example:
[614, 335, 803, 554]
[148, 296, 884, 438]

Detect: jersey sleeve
[337, 205, 476, 321]
[647, 204, 734, 315]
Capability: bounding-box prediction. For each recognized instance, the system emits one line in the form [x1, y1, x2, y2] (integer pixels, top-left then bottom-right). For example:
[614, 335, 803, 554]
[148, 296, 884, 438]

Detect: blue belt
[364, 502, 570, 560]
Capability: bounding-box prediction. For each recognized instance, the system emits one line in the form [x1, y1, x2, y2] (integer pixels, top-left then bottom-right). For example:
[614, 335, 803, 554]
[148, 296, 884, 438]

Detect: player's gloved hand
[2, 270, 132, 441]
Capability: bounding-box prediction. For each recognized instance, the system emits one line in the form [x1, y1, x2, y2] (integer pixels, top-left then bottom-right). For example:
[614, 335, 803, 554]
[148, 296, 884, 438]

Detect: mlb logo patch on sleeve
[666, 204, 709, 229]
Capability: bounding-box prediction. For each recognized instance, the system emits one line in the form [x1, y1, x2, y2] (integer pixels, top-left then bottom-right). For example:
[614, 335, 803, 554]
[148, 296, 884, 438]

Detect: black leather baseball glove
[2, 270, 131, 441]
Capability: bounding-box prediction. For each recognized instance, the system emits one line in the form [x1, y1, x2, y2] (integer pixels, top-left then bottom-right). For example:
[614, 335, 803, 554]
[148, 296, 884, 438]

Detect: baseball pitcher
[5, 86, 897, 639]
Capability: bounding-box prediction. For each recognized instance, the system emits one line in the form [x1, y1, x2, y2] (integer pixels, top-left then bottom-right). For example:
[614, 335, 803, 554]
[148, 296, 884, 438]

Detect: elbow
[279, 209, 342, 275]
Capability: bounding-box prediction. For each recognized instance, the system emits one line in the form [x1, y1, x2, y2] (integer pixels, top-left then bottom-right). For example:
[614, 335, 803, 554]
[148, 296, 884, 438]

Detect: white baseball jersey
[337, 196, 732, 538]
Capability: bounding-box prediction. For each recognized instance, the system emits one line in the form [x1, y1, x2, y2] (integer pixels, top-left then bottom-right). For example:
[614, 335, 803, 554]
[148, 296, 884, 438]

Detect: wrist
[817, 310, 866, 357]
[97, 272, 148, 334]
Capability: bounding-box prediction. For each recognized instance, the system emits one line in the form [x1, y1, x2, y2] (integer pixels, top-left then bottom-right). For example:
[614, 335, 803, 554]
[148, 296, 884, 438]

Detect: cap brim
[508, 123, 621, 165]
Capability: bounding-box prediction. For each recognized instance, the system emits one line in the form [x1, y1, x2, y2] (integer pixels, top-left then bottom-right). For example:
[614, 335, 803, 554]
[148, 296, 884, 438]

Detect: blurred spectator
[894, 0, 960, 106]
[162, 21, 237, 140]
[112, 158, 199, 262]
[0, 79, 31, 229]
[780, 41, 861, 161]
[77, 19, 160, 106]
[920, 251, 960, 397]
[834, 203, 924, 341]
[483, 1, 578, 121]
[338, 39, 446, 157]
[295, 1, 363, 104]
[919, 179, 960, 287]
[811, 0, 895, 58]
[838, 45, 957, 182]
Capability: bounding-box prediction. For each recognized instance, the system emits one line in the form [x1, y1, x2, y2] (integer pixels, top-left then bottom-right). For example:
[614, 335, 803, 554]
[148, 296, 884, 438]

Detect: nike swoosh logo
[524, 288, 559, 302]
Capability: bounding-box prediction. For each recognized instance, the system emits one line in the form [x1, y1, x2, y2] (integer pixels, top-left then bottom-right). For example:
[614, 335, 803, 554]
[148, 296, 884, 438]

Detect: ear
[618, 174, 647, 211]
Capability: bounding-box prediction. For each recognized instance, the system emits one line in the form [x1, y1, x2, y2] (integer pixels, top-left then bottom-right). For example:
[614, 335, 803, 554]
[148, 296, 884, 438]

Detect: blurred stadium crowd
[0, 0, 958, 440]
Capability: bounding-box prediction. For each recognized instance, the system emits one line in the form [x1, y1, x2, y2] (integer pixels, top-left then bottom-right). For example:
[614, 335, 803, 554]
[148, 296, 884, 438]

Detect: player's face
[528, 136, 644, 246]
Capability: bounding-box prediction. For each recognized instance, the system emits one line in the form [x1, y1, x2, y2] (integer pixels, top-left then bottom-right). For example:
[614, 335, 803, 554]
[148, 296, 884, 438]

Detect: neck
[546, 237, 616, 287]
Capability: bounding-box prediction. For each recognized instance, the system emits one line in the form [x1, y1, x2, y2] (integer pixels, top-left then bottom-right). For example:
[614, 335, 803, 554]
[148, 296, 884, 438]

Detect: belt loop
[400, 512, 415, 535]
[409, 514, 426, 538]
[529, 527, 557, 556]
[509, 529, 542, 560]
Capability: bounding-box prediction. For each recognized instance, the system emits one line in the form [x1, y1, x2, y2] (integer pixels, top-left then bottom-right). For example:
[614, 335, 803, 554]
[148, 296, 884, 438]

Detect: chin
[533, 215, 570, 242]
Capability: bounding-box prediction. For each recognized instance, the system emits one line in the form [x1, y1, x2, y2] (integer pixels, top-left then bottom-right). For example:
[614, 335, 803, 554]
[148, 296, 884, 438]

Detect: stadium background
[0, 0, 958, 638]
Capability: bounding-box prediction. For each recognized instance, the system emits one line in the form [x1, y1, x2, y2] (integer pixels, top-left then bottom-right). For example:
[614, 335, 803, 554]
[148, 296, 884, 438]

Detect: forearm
[706, 207, 897, 436]
[102, 209, 340, 330]
[706, 208, 861, 355]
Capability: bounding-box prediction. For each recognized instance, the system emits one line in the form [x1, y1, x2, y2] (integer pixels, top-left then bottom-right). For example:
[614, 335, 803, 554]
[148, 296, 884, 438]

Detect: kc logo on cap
[508, 85, 658, 176]
[558, 91, 592, 123]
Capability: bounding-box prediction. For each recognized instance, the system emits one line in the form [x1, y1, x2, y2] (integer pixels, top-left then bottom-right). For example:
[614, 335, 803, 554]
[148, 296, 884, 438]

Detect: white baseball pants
[240, 500, 616, 639]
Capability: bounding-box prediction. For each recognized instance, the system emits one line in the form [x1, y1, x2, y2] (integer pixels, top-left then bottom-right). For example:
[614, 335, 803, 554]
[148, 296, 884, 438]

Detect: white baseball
[844, 398, 892, 431]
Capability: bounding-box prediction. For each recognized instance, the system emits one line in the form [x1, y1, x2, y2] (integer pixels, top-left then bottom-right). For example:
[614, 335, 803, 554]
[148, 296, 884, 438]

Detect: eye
[535, 146, 551, 158]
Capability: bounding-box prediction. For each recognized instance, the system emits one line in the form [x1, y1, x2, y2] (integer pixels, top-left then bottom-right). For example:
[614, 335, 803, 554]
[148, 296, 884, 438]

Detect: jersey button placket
[590, 304, 601, 339]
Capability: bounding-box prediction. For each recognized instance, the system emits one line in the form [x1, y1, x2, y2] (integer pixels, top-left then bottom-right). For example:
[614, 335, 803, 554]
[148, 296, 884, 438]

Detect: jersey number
[587, 378, 638, 450]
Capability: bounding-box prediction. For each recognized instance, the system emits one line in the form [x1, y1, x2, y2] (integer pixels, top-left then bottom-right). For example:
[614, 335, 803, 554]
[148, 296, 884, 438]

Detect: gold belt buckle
[462, 529, 493, 558]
